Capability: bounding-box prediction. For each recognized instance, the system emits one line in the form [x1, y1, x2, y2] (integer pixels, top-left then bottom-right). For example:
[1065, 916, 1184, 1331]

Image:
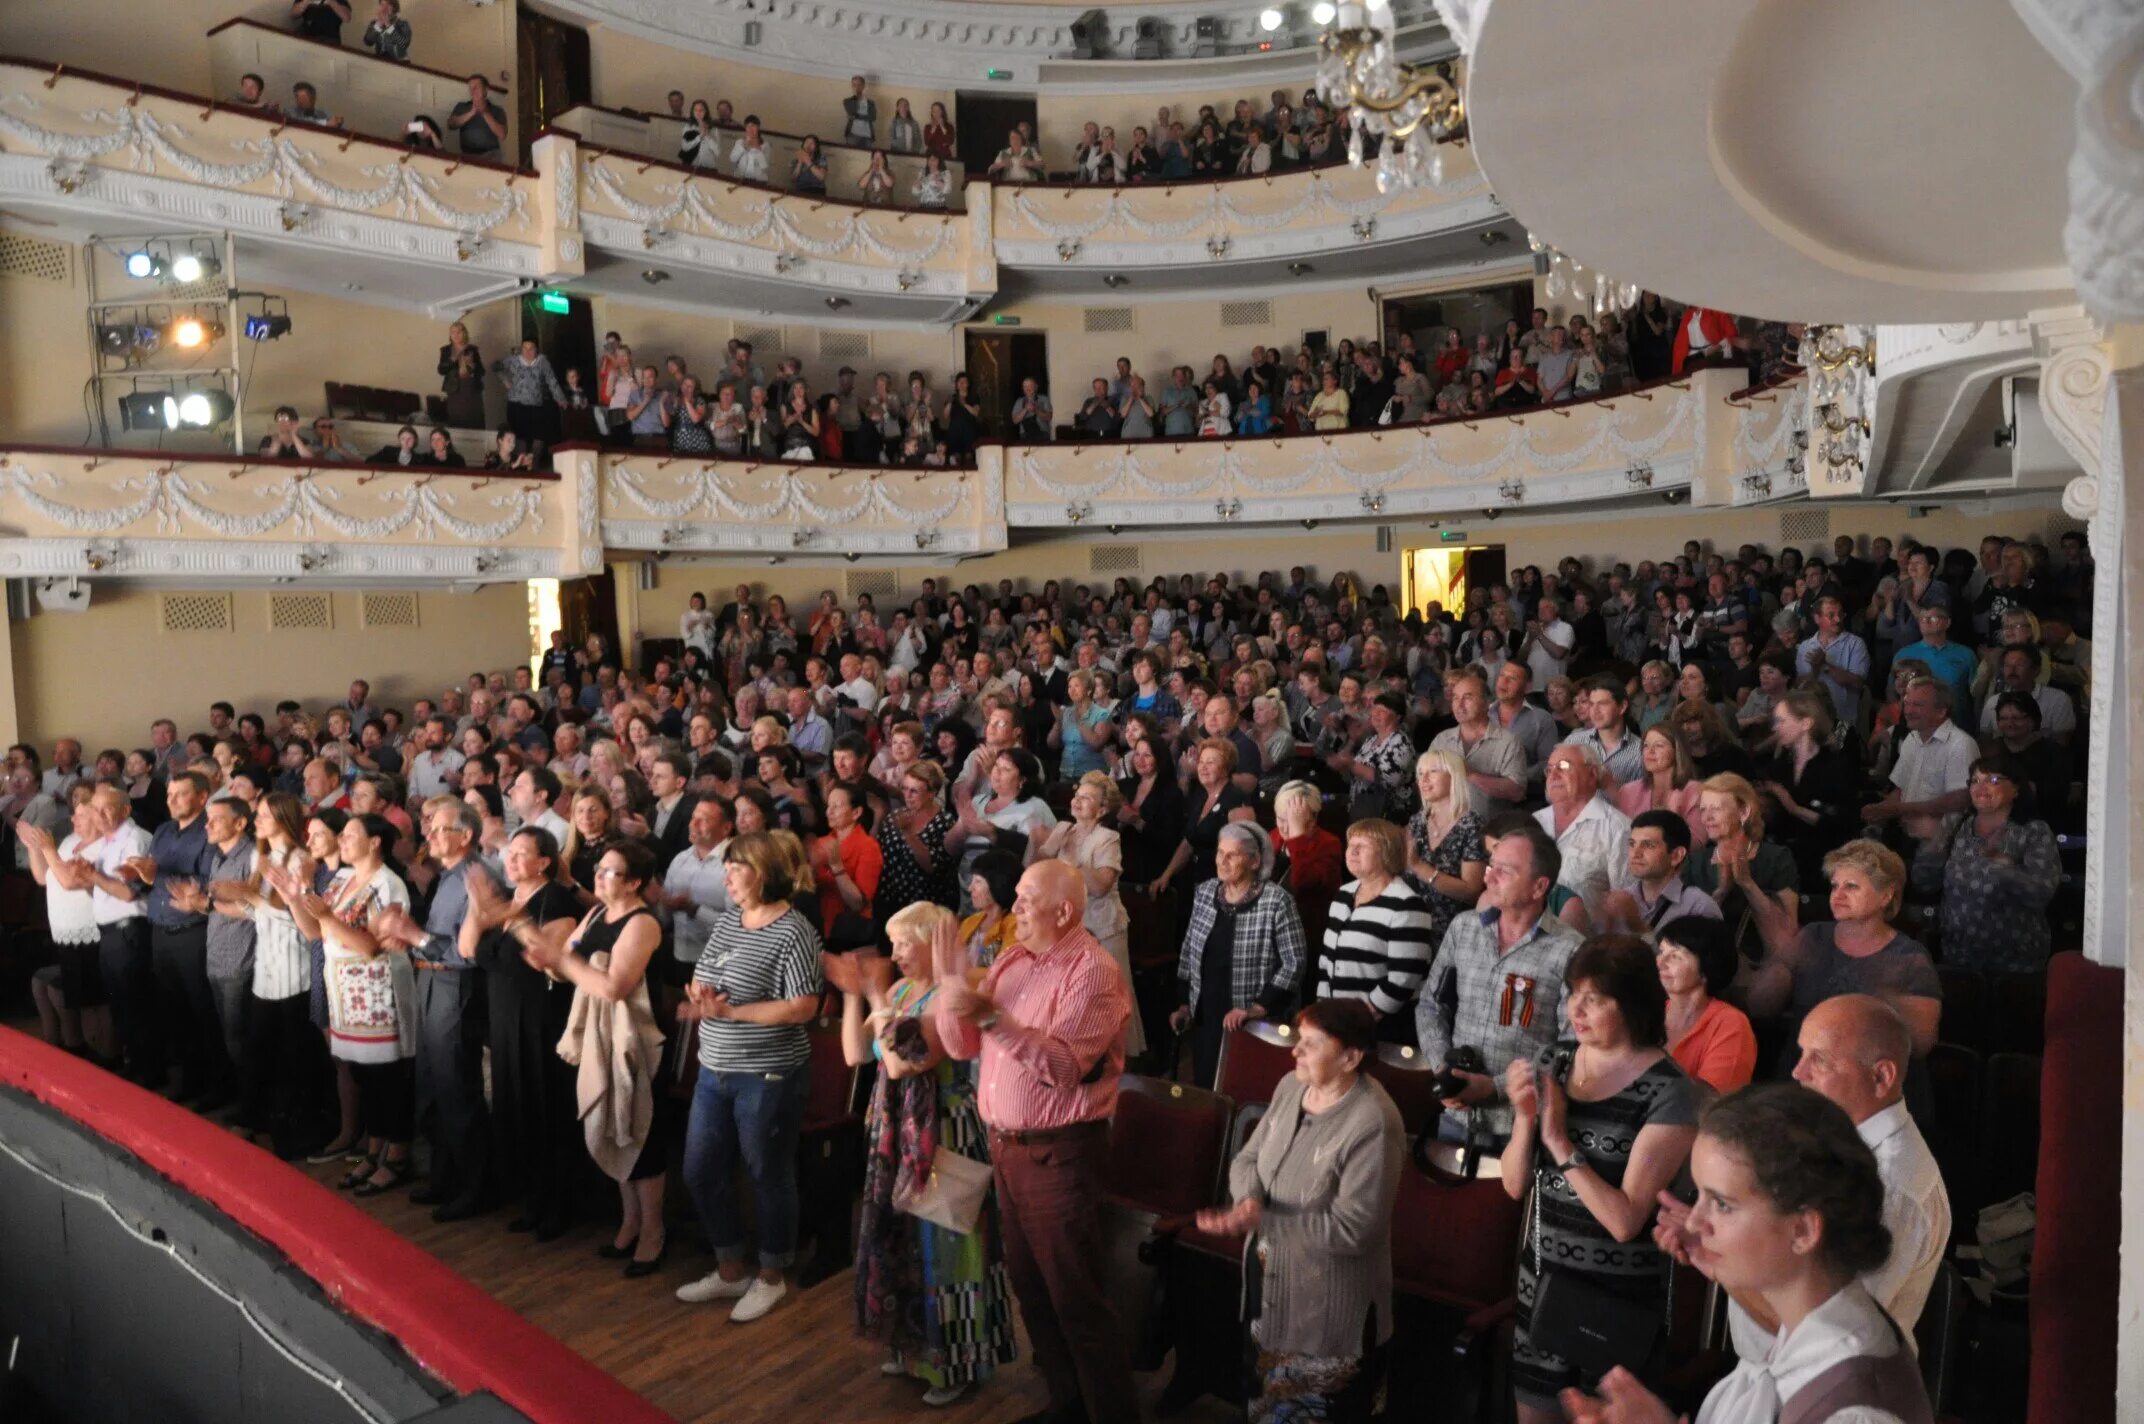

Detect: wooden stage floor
[298, 1156, 1230, 1424]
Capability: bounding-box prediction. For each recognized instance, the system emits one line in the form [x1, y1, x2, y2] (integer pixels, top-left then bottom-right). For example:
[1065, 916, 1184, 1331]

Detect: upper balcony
[551, 103, 966, 213]
[0, 57, 557, 315]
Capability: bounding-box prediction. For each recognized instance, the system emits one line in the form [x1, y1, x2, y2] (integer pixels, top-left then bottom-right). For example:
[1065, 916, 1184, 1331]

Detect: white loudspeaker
[35, 578, 92, 614]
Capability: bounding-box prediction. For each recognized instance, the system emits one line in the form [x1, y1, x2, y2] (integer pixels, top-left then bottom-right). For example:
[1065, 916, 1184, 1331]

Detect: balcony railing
[551, 103, 963, 213]
[0, 445, 569, 581]
[0, 57, 541, 257]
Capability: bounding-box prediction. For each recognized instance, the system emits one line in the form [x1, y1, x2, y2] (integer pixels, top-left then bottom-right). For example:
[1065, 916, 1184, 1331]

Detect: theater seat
[1977, 1051, 2041, 1210]
[1922, 1041, 1982, 1232]
[1915, 1259, 1968, 1416]
[1386, 1153, 1526, 1421]
[1103, 1073, 1231, 1217]
[1368, 1043, 1443, 1137]
[1213, 1021, 1295, 1109]
[795, 1006, 863, 1286]
[1989, 966, 2050, 1056]
[1933, 965, 1987, 1052]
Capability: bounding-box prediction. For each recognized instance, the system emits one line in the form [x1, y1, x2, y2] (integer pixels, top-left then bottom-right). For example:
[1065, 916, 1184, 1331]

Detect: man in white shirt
[659, 798, 733, 969]
[1658, 994, 1949, 1362]
[1427, 668, 1528, 818]
[508, 766, 571, 846]
[833, 653, 880, 716]
[1533, 744, 1634, 924]
[1864, 679, 1976, 845]
[82, 785, 157, 1085]
[406, 718, 466, 801]
[1521, 597, 1574, 690]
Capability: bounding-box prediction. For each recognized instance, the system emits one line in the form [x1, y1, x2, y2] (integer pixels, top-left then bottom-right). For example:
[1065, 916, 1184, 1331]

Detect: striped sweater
[1317, 877, 1436, 1017]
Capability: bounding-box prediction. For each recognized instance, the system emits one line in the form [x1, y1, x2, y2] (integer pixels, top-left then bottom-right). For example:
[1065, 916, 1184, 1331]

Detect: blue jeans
[683, 1064, 810, 1270]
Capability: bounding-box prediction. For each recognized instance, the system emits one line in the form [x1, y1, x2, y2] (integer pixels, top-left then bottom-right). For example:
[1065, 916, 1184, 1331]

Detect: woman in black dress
[1756, 689, 1864, 891]
[942, 371, 984, 463]
[1628, 292, 1674, 381]
[562, 788, 619, 899]
[460, 826, 583, 1239]
[874, 761, 960, 923]
[520, 839, 673, 1277]
[1146, 738, 1256, 932]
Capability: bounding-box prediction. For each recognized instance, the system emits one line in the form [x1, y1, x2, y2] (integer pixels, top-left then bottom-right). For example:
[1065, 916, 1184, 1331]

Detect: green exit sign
[984, 67, 1013, 81]
[992, 314, 1023, 326]
[1440, 529, 1467, 542]
[537, 289, 571, 315]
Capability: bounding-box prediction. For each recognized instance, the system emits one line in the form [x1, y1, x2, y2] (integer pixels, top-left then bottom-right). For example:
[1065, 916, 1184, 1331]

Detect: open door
[963, 328, 1049, 440]
[956, 93, 1040, 176]
[1403, 540, 1503, 618]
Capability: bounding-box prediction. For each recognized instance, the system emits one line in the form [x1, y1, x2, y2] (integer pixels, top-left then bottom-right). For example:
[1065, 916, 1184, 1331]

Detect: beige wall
[0, 236, 521, 447]
[10, 584, 533, 750]
[8, 0, 515, 105]
[585, 27, 954, 148]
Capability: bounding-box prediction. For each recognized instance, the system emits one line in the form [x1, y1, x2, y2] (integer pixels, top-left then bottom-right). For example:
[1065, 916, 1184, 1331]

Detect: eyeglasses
[1968, 773, 2010, 788]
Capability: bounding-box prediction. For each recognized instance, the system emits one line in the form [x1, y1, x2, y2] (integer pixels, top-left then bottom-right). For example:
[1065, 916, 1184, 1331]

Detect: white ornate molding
[2033, 306, 2115, 477]
[546, 0, 1445, 89]
[2064, 23, 2144, 323]
[0, 536, 556, 582]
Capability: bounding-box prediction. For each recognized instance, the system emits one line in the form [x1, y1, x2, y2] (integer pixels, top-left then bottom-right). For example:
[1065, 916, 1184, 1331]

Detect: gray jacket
[1228, 1072, 1405, 1358]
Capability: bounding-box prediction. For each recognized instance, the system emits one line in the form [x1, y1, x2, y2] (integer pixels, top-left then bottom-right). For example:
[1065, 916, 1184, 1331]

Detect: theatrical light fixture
[1260, 7, 1285, 30]
[169, 252, 221, 283]
[98, 322, 160, 360]
[123, 250, 160, 280]
[171, 316, 224, 349]
[117, 387, 235, 431]
[1310, 1, 1336, 23]
[116, 391, 168, 430]
[245, 313, 294, 341]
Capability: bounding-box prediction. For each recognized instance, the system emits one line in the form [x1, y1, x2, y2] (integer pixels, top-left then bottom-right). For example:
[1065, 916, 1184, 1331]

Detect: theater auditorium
[0, 1, 2133, 1421]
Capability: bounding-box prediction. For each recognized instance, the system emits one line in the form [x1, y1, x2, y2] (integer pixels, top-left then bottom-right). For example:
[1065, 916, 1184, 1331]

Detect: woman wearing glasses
[1907, 753, 2060, 975]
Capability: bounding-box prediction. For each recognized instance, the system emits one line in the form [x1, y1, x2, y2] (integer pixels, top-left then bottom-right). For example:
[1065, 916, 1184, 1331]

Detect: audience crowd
[7, 520, 2087, 1421]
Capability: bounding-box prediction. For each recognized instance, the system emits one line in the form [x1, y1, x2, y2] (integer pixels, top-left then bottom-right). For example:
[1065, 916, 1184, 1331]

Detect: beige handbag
[892, 1147, 994, 1235]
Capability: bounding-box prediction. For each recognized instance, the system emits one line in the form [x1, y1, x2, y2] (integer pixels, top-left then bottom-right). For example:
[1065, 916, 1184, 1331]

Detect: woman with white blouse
[948, 748, 1056, 909]
[1032, 772, 1143, 1055]
[230, 793, 328, 1157]
[914, 152, 953, 210]
[730, 118, 771, 183]
[17, 785, 111, 1060]
[680, 591, 717, 663]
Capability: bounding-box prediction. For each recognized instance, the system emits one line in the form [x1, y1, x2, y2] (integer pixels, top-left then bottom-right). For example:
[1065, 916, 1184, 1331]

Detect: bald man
[936, 859, 1140, 1424]
[1659, 994, 1951, 1360]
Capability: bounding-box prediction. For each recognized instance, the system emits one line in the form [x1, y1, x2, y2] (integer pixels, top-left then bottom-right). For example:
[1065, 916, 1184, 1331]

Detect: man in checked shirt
[935, 859, 1141, 1424]
[1415, 819, 1582, 1149]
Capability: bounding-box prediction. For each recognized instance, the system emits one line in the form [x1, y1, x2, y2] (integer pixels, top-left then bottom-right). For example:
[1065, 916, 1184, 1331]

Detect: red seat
[1213, 1022, 1295, 1108]
[1389, 1154, 1523, 1317]
[1368, 1043, 1443, 1137]
[1104, 1073, 1232, 1217]
[799, 1010, 861, 1134]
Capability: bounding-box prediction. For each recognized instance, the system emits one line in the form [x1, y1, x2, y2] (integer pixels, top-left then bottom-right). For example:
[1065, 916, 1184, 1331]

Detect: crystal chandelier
[1315, 0, 1468, 193]
[1529, 237, 1640, 320]
[1800, 325, 1875, 489]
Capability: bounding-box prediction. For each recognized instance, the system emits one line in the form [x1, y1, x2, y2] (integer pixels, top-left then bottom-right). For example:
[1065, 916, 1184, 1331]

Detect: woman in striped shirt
[675, 831, 826, 1324]
[1318, 819, 1436, 1042]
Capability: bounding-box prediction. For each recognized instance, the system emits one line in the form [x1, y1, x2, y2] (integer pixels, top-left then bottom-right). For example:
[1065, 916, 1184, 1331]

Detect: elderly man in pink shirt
[936, 858, 1140, 1424]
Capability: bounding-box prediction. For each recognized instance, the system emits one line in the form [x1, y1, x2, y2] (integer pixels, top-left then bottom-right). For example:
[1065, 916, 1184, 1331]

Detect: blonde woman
[1684, 773, 1800, 967]
[1404, 747, 1487, 945]
[1034, 772, 1142, 1055]
[833, 901, 1017, 1406]
[1749, 840, 1941, 1060]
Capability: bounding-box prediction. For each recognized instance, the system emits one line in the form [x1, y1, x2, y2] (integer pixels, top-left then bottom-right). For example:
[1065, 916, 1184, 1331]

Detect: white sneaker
[729, 1277, 787, 1322]
[675, 1270, 751, 1304]
[880, 1352, 907, 1377]
[921, 1384, 970, 1407]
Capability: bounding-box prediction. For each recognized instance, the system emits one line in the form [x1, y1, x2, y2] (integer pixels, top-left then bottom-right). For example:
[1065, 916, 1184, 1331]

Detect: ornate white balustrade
[573, 447, 1005, 561]
[1005, 369, 1741, 527]
[0, 447, 572, 582]
[0, 59, 544, 275]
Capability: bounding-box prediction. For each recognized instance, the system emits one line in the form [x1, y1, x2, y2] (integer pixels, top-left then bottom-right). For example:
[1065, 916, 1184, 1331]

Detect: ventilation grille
[845, 570, 899, 602]
[1088, 544, 1142, 573]
[1220, 300, 1273, 328]
[1083, 307, 1134, 334]
[818, 330, 870, 362]
[0, 231, 69, 284]
[1779, 508, 1830, 543]
[165, 275, 229, 304]
[160, 592, 232, 633]
[1375, 525, 1395, 554]
[736, 326, 784, 361]
[268, 591, 333, 631]
[360, 591, 420, 629]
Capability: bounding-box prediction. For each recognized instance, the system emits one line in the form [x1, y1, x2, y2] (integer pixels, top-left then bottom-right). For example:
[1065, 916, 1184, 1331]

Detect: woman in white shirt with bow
[1567, 1082, 1933, 1424]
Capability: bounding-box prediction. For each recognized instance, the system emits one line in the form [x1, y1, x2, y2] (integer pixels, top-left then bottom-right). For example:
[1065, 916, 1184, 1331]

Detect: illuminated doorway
[1402, 540, 1504, 618]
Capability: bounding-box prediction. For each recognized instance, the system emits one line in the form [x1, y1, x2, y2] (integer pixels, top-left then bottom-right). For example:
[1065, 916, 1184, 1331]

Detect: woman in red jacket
[1270, 780, 1345, 995]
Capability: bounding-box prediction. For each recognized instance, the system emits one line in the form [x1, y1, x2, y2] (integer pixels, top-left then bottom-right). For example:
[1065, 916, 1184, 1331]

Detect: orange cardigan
[1669, 996, 1758, 1095]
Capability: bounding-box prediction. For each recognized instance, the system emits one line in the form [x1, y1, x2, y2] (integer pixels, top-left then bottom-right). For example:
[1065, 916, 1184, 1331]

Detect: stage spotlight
[123, 250, 161, 280]
[170, 316, 223, 349]
[1310, 1, 1336, 23]
[162, 390, 235, 429]
[1069, 8, 1107, 57]
[1260, 7, 1284, 30]
[244, 313, 294, 341]
[117, 392, 168, 430]
[169, 252, 222, 283]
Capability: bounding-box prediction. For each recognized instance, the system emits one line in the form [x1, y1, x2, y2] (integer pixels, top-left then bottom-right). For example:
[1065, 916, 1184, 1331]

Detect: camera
[1428, 1044, 1486, 1099]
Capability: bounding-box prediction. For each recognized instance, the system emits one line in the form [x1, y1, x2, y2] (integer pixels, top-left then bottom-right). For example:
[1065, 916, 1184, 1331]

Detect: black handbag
[1527, 1163, 1672, 1380]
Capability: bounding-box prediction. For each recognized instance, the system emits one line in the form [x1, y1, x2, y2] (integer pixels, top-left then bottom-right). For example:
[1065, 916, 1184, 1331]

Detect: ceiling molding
[540, 0, 1449, 90]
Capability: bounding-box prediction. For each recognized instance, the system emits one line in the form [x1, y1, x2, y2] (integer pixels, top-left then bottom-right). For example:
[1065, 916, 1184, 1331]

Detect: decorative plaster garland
[0, 463, 545, 544]
[607, 463, 971, 527]
[0, 97, 530, 233]
[583, 159, 955, 263]
[1013, 385, 1700, 501]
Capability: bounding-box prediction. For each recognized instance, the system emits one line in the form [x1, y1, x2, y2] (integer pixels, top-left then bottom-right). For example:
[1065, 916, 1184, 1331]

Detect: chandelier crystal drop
[1316, 2, 1467, 195]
